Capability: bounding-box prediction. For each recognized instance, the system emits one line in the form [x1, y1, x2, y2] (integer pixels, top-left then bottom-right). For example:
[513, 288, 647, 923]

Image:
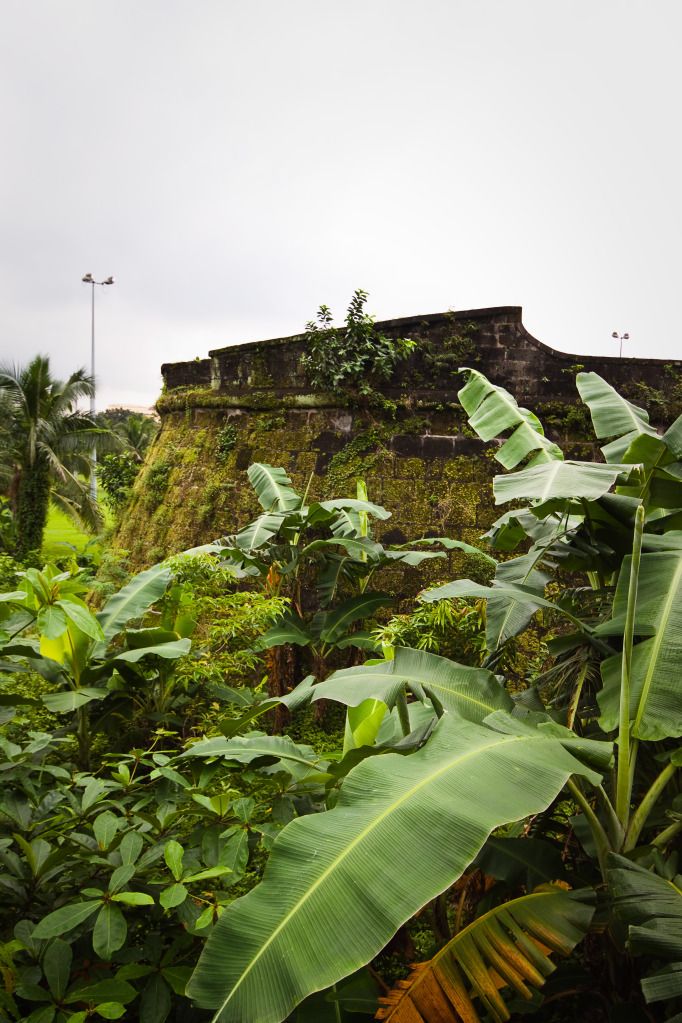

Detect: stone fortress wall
[116, 307, 682, 573]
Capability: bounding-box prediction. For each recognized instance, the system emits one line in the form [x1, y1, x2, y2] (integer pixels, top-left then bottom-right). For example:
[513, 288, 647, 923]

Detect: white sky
[1, 0, 680, 410]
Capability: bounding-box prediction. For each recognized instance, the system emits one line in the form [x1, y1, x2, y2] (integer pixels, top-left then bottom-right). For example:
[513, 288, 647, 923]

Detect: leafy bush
[300, 289, 415, 398]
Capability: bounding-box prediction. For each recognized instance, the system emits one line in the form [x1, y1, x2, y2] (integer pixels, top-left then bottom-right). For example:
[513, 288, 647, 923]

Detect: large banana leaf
[608, 853, 682, 1004]
[376, 885, 594, 1023]
[186, 717, 600, 1023]
[96, 563, 172, 643]
[575, 372, 657, 462]
[492, 461, 628, 505]
[483, 551, 550, 650]
[458, 368, 563, 469]
[247, 464, 301, 512]
[310, 646, 513, 722]
[597, 551, 682, 740]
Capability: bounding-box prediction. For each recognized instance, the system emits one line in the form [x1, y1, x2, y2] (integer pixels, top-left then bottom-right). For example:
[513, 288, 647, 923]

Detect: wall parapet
[160, 306, 682, 411]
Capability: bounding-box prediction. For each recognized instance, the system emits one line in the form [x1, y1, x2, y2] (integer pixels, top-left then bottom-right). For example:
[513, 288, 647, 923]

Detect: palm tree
[0, 355, 114, 558]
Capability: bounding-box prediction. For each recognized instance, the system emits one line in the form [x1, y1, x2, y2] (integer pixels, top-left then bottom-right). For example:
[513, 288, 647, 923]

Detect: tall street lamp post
[612, 330, 629, 359]
[81, 273, 115, 500]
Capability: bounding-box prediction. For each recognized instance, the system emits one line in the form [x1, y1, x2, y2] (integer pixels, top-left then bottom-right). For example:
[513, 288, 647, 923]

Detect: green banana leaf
[608, 853, 682, 1004]
[96, 563, 172, 643]
[492, 460, 629, 505]
[234, 513, 287, 550]
[575, 372, 657, 461]
[186, 716, 600, 1023]
[247, 464, 301, 512]
[598, 551, 682, 740]
[484, 550, 550, 650]
[376, 885, 594, 1023]
[311, 646, 513, 722]
[458, 367, 563, 468]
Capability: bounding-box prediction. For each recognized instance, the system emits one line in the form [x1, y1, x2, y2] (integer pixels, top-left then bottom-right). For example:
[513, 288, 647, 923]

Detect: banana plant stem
[567, 778, 611, 877]
[616, 504, 644, 828]
[396, 689, 411, 737]
[624, 761, 677, 851]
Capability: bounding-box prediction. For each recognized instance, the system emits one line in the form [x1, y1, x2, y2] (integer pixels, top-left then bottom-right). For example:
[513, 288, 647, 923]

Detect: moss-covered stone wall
[117, 306, 682, 571]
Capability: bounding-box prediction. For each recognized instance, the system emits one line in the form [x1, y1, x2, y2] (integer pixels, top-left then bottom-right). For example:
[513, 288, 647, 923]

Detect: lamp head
[612, 331, 619, 338]
[82, 273, 94, 283]
[103, 276, 115, 285]
[623, 333, 630, 340]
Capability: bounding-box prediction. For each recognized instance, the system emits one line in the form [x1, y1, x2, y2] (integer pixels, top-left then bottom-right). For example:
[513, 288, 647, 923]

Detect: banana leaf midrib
[209, 734, 527, 1020]
[634, 556, 682, 736]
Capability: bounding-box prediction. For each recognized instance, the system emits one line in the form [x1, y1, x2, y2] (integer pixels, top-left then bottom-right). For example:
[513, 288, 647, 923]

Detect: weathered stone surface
[116, 306, 682, 571]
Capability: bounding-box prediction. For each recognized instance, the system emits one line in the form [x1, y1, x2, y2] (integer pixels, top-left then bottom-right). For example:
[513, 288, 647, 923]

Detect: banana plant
[185, 374, 682, 1022]
[0, 562, 190, 766]
[376, 885, 594, 1023]
[206, 465, 484, 685]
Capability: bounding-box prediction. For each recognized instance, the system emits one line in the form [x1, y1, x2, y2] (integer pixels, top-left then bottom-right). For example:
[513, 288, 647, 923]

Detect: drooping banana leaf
[608, 853, 682, 1005]
[182, 734, 322, 776]
[247, 464, 301, 513]
[234, 513, 287, 550]
[597, 551, 682, 740]
[458, 368, 563, 469]
[186, 718, 600, 1023]
[575, 372, 657, 462]
[96, 563, 172, 644]
[311, 646, 513, 722]
[492, 461, 630, 505]
[253, 612, 313, 650]
[316, 593, 393, 645]
[376, 885, 594, 1023]
[483, 550, 550, 650]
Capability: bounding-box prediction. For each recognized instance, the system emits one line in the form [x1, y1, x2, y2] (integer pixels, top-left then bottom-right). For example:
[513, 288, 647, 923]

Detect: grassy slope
[43, 503, 114, 561]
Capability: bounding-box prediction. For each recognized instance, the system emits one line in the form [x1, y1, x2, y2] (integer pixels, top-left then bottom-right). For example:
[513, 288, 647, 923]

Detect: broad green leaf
[247, 464, 301, 513]
[253, 612, 313, 650]
[317, 594, 392, 644]
[183, 735, 320, 772]
[458, 367, 563, 468]
[37, 605, 68, 640]
[345, 699, 388, 751]
[119, 831, 143, 865]
[476, 836, 566, 888]
[608, 853, 682, 1004]
[111, 891, 154, 906]
[64, 979, 137, 1005]
[108, 864, 135, 893]
[663, 412, 682, 460]
[113, 638, 191, 663]
[376, 885, 593, 1022]
[42, 687, 108, 713]
[164, 840, 184, 881]
[140, 974, 172, 1023]
[0, 590, 26, 602]
[187, 717, 599, 1022]
[25, 1008, 56, 1023]
[493, 460, 629, 505]
[312, 647, 512, 722]
[484, 550, 550, 650]
[94, 1004, 126, 1020]
[43, 938, 72, 1000]
[598, 552, 682, 739]
[160, 883, 188, 909]
[94, 811, 119, 850]
[234, 513, 286, 550]
[576, 372, 656, 456]
[32, 900, 101, 939]
[57, 599, 105, 641]
[97, 563, 172, 642]
[92, 903, 127, 959]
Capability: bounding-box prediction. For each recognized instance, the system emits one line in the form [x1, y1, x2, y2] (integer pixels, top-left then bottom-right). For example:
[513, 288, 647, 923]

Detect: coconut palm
[0, 355, 115, 558]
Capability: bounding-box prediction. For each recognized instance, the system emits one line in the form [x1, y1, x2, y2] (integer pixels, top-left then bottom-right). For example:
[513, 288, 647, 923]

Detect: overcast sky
[1, 1, 680, 410]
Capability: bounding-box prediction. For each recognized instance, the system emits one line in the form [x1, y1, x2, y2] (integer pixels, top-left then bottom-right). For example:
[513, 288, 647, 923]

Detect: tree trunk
[15, 461, 50, 560]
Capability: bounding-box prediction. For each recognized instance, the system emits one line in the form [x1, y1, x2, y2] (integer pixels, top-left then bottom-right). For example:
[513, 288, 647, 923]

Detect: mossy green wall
[115, 399, 500, 582]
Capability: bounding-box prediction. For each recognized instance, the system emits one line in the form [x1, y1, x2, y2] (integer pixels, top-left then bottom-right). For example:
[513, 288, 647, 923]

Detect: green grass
[42, 503, 114, 562]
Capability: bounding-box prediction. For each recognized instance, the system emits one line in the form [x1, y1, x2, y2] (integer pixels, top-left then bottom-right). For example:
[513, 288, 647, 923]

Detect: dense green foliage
[0, 357, 113, 559]
[1, 365, 681, 1023]
[300, 289, 415, 398]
